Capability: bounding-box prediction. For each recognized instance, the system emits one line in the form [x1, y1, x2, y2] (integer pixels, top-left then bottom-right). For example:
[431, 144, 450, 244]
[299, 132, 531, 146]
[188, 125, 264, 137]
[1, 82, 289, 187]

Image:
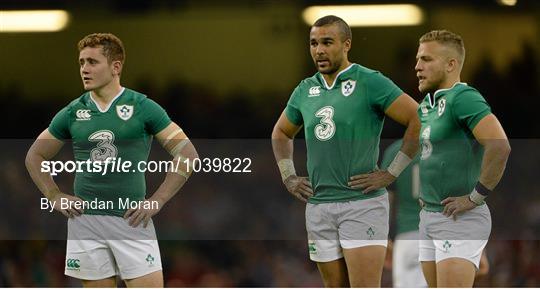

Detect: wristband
[475, 182, 491, 196]
[387, 151, 412, 177]
[278, 159, 296, 181]
[469, 189, 486, 206]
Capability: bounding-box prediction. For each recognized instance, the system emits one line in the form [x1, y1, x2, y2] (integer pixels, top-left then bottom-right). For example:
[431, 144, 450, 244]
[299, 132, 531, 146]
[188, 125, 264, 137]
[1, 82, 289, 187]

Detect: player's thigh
[316, 259, 349, 288]
[66, 217, 118, 281]
[418, 214, 436, 288]
[108, 238, 162, 280]
[124, 270, 163, 288]
[426, 206, 489, 287]
[338, 195, 389, 287]
[338, 194, 389, 245]
[436, 257, 475, 287]
[342, 245, 386, 287]
[82, 277, 117, 288]
[421, 261, 437, 288]
[105, 217, 163, 281]
[430, 206, 490, 271]
[306, 203, 343, 263]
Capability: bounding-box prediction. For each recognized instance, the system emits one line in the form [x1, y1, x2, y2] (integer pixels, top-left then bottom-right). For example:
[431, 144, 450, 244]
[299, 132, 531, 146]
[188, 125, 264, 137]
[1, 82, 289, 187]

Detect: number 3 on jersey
[420, 126, 432, 160]
[88, 130, 118, 161]
[314, 106, 336, 141]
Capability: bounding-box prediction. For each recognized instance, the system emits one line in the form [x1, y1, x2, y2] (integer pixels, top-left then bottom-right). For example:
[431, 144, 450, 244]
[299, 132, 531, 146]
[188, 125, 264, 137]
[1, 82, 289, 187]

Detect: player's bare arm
[271, 111, 313, 202]
[442, 113, 510, 218]
[349, 93, 420, 193]
[26, 129, 84, 217]
[473, 114, 511, 189]
[124, 122, 198, 227]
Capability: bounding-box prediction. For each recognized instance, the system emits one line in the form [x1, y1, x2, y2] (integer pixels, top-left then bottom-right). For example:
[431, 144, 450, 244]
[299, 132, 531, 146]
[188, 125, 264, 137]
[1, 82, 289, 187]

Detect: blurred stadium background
[1, 0, 539, 287]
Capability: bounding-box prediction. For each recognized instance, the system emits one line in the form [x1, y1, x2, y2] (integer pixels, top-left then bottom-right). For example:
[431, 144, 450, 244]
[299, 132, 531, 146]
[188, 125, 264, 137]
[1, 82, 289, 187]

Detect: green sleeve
[142, 98, 172, 135]
[367, 72, 403, 114]
[452, 90, 491, 131]
[381, 140, 402, 169]
[284, 83, 304, 126]
[48, 106, 71, 140]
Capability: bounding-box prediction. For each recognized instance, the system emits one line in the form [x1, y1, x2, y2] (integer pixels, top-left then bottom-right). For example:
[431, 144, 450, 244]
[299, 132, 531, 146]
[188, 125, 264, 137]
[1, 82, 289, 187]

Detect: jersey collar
[318, 63, 355, 90]
[89, 87, 126, 113]
[427, 82, 467, 108]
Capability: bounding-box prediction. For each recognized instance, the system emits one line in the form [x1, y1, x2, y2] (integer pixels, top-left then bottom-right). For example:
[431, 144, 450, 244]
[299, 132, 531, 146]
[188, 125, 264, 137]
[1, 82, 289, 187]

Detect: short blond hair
[77, 33, 125, 64]
[420, 30, 465, 65]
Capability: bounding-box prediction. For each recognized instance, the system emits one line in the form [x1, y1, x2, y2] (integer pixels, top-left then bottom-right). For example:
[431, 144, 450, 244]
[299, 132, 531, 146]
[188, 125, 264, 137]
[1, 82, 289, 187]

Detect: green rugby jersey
[381, 139, 420, 235]
[48, 88, 172, 216]
[418, 82, 491, 212]
[285, 64, 403, 203]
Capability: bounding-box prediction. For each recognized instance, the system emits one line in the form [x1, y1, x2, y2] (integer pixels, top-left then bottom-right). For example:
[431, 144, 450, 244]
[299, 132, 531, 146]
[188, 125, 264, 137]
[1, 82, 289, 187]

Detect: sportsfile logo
[76, 109, 91, 121]
[66, 258, 80, 271]
[308, 86, 321, 97]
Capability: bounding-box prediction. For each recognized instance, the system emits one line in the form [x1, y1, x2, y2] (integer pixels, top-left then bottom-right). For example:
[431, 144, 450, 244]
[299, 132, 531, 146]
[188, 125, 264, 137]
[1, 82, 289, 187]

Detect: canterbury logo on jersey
[76, 109, 91, 121]
[420, 104, 428, 116]
[66, 258, 80, 270]
[308, 86, 321, 97]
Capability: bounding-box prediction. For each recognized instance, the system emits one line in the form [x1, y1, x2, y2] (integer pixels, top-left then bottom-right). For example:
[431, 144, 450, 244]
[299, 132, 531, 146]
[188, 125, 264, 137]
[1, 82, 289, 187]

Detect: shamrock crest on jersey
[117, 104, 134, 121]
[438, 98, 446, 117]
[341, 79, 356, 97]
